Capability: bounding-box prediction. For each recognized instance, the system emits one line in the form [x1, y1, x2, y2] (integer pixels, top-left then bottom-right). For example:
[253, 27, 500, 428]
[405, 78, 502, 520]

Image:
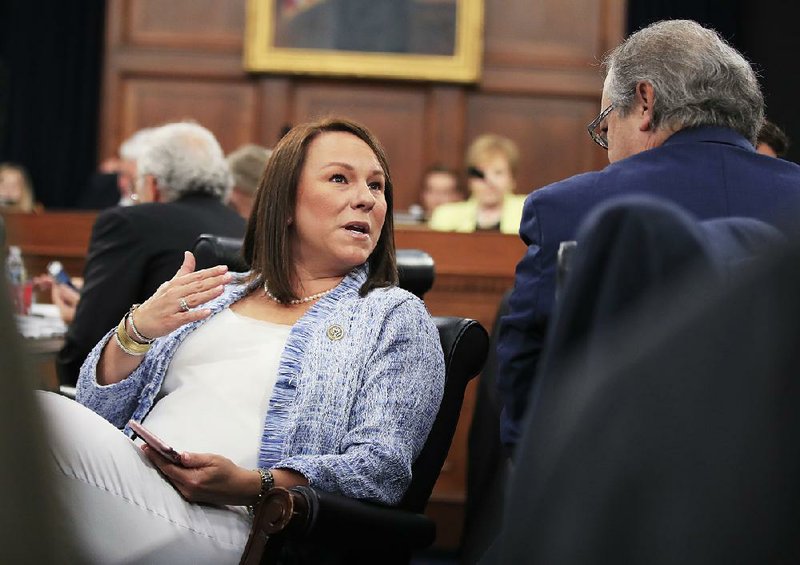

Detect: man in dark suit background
[496, 19, 800, 449]
[57, 122, 246, 385]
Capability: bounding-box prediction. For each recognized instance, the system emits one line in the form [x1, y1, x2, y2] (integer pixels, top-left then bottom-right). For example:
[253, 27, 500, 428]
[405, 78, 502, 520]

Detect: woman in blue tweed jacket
[40, 118, 445, 564]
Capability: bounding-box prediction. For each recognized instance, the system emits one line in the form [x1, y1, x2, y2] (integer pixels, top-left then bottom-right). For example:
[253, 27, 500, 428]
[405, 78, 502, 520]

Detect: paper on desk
[15, 305, 68, 339]
[29, 303, 61, 318]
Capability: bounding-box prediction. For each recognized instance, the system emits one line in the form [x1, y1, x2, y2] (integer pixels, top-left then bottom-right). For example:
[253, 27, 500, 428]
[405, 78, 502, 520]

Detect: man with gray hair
[496, 19, 800, 449]
[117, 127, 158, 205]
[57, 121, 245, 385]
[77, 127, 157, 209]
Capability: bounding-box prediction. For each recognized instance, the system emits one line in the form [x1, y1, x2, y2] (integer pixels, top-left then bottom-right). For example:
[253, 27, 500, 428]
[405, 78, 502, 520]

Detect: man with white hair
[117, 127, 158, 205]
[77, 127, 157, 209]
[496, 20, 800, 450]
[57, 122, 246, 385]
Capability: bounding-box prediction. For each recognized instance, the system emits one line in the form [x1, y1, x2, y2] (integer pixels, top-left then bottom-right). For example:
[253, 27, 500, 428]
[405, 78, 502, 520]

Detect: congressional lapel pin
[326, 324, 344, 341]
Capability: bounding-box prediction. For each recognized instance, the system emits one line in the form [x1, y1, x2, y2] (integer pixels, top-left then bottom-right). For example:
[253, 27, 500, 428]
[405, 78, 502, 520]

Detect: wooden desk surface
[396, 227, 525, 337]
[396, 227, 526, 279]
[2, 211, 97, 279]
[2, 211, 97, 256]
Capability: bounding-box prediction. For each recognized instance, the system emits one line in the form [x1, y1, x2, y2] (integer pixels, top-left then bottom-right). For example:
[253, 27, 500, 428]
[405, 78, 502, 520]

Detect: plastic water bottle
[5, 246, 28, 314]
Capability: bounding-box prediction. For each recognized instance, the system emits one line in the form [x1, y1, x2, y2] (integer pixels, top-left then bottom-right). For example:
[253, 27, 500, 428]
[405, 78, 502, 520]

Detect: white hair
[118, 127, 158, 161]
[603, 20, 764, 143]
[136, 122, 233, 202]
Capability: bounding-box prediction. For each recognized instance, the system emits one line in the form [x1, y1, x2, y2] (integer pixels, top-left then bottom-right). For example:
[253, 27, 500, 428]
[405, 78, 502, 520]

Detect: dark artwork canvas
[273, 0, 457, 56]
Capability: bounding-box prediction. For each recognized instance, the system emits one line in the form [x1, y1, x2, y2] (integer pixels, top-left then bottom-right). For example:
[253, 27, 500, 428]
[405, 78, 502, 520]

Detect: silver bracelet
[128, 304, 155, 344]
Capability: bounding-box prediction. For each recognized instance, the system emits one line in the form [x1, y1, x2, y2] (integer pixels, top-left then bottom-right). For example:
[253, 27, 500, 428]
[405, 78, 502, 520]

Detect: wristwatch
[249, 467, 274, 514]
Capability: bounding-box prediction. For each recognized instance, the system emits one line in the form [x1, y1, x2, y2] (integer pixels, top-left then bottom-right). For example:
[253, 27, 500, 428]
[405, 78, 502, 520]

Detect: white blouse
[142, 308, 291, 469]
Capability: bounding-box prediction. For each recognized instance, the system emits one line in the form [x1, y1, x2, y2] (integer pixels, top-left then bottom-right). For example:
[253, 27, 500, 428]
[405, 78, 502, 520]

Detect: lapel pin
[326, 324, 344, 341]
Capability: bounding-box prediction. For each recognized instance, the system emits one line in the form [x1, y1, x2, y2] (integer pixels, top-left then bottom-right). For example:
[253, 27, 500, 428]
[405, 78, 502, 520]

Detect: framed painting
[244, 0, 484, 83]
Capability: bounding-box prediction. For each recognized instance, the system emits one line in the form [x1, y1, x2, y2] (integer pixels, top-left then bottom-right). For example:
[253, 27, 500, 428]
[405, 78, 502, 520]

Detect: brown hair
[420, 164, 467, 200]
[757, 120, 791, 157]
[242, 117, 397, 302]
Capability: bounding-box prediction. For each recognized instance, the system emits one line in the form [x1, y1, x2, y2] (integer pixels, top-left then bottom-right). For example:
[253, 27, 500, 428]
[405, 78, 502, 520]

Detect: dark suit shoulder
[528, 169, 604, 204]
[105, 196, 244, 232]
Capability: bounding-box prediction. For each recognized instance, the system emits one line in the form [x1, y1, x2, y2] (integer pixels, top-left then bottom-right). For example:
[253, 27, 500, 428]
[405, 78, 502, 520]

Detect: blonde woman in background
[0, 163, 40, 213]
[429, 134, 525, 234]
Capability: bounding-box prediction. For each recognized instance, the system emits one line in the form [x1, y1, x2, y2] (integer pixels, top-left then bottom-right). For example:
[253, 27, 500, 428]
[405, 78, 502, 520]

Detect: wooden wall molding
[124, 0, 246, 52]
[122, 77, 259, 150]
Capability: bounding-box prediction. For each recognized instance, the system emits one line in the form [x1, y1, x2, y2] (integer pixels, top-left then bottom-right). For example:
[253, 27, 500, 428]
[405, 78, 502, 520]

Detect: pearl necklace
[263, 281, 336, 305]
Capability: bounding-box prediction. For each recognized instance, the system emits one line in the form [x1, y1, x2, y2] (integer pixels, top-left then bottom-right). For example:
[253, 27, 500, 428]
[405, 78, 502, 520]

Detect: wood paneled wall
[98, 0, 625, 550]
[100, 0, 624, 212]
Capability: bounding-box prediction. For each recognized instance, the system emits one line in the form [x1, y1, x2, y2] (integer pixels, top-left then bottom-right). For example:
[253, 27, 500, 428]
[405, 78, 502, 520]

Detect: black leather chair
[192, 234, 436, 298]
[193, 234, 249, 273]
[241, 315, 489, 565]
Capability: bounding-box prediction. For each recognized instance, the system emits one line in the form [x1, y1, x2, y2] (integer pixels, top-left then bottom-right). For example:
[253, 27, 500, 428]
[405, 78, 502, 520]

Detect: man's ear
[635, 81, 656, 132]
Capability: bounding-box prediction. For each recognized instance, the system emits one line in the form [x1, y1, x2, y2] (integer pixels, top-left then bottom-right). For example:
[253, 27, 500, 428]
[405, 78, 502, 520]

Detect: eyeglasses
[587, 103, 615, 150]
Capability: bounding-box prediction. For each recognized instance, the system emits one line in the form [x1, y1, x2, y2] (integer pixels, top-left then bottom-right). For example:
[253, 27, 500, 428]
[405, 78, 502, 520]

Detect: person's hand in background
[51, 277, 83, 324]
[31, 273, 54, 293]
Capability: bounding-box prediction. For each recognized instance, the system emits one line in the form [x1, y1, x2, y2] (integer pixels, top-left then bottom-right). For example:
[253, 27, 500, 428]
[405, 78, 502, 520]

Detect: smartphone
[47, 261, 79, 291]
[128, 420, 184, 466]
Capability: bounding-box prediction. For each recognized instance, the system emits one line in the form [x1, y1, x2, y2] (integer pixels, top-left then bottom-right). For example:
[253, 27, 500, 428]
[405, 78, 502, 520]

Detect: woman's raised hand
[131, 251, 232, 340]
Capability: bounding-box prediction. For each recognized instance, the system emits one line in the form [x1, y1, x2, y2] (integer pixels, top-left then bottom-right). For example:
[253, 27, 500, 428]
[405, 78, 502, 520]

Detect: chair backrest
[192, 234, 436, 298]
[192, 234, 249, 272]
[543, 195, 783, 382]
[400, 316, 489, 512]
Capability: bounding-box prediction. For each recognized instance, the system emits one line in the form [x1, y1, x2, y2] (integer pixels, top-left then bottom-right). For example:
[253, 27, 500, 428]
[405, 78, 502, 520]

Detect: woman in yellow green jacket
[429, 134, 526, 234]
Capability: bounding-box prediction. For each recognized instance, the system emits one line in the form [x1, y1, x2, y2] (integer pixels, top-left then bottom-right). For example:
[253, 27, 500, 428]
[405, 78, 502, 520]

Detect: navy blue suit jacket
[497, 126, 800, 447]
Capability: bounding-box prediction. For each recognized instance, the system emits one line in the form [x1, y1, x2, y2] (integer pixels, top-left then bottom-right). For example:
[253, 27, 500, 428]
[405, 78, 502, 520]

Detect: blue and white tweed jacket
[76, 266, 445, 505]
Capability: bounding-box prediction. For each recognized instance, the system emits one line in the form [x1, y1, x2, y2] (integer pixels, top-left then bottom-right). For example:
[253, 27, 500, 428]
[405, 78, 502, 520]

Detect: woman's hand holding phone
[130, 419, 264, 506]
[129, 420, 184, 466]
[130, 420, 310, 506]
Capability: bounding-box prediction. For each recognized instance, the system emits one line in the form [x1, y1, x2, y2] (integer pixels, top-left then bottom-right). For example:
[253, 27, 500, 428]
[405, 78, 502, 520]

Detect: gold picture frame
[244, 0, 483, 83]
